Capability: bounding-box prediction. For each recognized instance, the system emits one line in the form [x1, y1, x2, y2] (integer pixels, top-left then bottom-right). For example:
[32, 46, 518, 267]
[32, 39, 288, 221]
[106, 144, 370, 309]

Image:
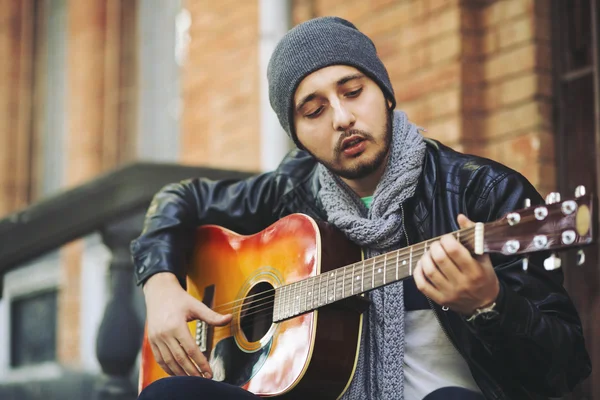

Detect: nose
[332, 101, 356, 132]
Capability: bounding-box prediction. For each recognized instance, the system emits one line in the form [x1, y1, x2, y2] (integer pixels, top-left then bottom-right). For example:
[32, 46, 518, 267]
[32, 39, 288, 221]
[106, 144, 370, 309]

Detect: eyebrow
[295, 73, 366, 113]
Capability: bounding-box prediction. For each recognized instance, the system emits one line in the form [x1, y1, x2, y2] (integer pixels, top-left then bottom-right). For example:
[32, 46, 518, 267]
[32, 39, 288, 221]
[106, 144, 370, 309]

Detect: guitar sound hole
[240, 282, 274, 343]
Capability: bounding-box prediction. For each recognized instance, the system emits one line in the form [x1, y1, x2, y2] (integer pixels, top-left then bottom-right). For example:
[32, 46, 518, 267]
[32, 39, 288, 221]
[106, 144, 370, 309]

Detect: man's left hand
[413, 214, 499, 316]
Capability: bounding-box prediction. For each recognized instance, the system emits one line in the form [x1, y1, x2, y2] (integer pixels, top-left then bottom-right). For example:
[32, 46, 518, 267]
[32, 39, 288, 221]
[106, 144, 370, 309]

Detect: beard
[307, 109, 393, 180]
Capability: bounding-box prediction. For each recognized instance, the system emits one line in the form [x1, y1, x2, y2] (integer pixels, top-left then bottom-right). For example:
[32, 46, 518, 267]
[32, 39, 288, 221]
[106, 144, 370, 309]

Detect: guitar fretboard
[273, 225, 480, 322]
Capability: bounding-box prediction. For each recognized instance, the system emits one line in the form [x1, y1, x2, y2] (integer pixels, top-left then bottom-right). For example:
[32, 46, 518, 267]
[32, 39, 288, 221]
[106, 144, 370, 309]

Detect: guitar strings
[212, 228, 569, 321]
[212, 229, 571, 332]
[206, 206, 576, 322]
[208, 227, 477, 314]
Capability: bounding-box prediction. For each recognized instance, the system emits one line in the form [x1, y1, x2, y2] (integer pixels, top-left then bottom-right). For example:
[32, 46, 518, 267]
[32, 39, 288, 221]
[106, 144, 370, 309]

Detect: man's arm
[132, 170, 289, 379]
[132, 171, 286, 288]
[467, 172, 592, 396]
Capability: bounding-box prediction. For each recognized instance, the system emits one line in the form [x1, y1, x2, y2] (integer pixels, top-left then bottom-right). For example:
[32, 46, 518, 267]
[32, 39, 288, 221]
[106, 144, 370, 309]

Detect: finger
[190, 300, 232, 326]
[429, 240, 461, 278]
[438, 234, 471, 274]
[454, 214, 489, 268]
[177, 332, 213, 379]
[413, 261, 442, 304]
[420, 249, 450, 291]
[150, 342, 175, 376]
[156, 340, 187, 376]
[166, 337, 203, 377]
[457, 213, 476, 229]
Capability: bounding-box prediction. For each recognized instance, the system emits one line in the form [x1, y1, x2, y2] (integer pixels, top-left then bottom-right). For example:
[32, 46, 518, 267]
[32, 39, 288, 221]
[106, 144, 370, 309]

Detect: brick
[482, 1, 504, 28]
[483, 102, 546, 138]
[57, 241, 82, 365]
[462, 86, 486, 113]
[462, 61, 485, 85]
[426, 88, 460, 120]
[181, 0, 260, 171]
[401, 99, 430, 125]
[482, 0, 534, 28]
[483, 29, 498, 55]
[398, 23, 427, 49]
[369, 0, 396, 11]
[293, 0, 316, 24]
[428, 0, 460, 15]
[429, 34, 461, 64]
[484, 43, 536, 82]
[503, 0, 535, 21]
[461, 34, 481, 59]
[498, 15, 534, 49]
[500, 74, 537, 105]
[428, 7, 461, 37]
[461, 114, 486, 141]
[409, 44, 431, 71]
[534, 12, 551, 41]
[407, 0, 427, 20]
[373, 33, 401, 59]
[461, 6, 483, 31]
[397, 62, 460, 102]
[360, 4, 409, 37]
[421, 116, 462, 145]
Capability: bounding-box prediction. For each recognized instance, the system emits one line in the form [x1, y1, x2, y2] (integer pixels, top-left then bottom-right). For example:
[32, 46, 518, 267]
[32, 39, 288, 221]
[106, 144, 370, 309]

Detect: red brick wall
[0, 0, 557, 371]
[0, 0, 34, 215]
[293, 0, 555, 193]
[180, 0, 261, 171]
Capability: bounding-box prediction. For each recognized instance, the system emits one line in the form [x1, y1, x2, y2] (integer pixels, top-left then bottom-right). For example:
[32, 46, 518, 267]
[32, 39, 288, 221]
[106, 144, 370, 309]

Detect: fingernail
[204, 372, 212, 379]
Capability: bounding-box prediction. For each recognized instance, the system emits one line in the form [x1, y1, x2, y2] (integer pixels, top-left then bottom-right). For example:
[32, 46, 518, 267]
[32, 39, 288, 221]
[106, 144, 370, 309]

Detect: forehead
[294, 65, 364, 101]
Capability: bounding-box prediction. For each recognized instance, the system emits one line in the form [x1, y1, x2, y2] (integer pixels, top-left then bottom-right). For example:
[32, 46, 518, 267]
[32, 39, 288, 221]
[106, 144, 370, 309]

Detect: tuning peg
[545, 192, 561, 204]
[522, 256, 529, 272]
[543, 253, 562, 271]
[575, 185, 586, 198]
[523, 198, 531, 208]
[577, 250, 586, 266]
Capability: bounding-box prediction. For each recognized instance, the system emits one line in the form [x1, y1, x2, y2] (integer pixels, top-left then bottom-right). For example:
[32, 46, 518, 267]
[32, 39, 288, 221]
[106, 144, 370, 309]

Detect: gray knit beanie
[267, 16, 396, 146]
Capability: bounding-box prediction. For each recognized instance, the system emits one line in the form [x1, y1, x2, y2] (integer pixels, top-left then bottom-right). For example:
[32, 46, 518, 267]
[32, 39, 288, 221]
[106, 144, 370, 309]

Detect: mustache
[334, 129, 374, 153]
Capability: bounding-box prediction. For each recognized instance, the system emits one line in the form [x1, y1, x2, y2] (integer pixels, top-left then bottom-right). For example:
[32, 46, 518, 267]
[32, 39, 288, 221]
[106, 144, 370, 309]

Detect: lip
[342, 138, 367, 157]
[341, 135, 365, 150]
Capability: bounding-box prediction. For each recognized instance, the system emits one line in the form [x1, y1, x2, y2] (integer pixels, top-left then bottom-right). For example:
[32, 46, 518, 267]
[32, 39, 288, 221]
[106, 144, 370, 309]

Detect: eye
[345, 88, 363, 98]
[305, 106, 324, 119]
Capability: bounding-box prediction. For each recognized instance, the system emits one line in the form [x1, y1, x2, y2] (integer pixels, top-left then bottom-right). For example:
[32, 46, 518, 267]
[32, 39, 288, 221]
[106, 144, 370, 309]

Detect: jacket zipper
[399, 202, 506, 400]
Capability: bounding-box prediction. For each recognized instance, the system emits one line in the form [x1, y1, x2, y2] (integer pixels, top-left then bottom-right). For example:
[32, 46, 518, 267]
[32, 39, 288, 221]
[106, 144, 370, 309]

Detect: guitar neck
[273, 224, 483, 322]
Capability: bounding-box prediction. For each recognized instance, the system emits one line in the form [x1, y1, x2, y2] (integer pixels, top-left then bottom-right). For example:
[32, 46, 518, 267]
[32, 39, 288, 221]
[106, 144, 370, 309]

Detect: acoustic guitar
[139, 188, 595, 399]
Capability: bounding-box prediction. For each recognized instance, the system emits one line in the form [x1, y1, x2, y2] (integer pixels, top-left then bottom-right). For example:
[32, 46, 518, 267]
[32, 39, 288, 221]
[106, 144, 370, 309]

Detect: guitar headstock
[483, 185, 595, 271]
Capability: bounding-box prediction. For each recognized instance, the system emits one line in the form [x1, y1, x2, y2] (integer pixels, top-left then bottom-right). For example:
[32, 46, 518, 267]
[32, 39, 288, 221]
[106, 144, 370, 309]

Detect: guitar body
[139, 214, 364, 398]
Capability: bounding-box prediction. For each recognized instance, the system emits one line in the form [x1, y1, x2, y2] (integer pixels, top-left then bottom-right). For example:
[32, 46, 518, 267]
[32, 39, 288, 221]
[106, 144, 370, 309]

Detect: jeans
[138, 376, 260, 400]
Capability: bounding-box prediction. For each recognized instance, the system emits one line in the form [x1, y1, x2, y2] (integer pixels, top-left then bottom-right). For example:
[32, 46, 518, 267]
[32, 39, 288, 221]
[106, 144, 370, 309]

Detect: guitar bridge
[195, 320, 207, 352]
[196, 284, 215, 355]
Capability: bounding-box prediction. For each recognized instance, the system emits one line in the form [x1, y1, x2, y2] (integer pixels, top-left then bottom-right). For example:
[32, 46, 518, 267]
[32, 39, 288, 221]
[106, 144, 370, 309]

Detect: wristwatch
[466, 302, 500, 324]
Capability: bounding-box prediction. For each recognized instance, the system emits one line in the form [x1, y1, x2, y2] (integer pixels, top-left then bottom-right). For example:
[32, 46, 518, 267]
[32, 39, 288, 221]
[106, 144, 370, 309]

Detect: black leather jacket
[132, 139, 591, 399]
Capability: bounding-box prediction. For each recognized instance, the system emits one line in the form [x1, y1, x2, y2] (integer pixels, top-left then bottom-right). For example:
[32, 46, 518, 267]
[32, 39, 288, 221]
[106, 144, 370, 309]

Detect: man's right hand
[143, 272, 232, 379]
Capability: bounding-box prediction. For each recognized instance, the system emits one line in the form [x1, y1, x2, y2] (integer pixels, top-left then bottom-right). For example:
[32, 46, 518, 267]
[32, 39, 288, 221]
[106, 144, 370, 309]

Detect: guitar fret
[361, 262, 365, 292]
[283, 284, 289, 318]
[310, 276, 317, 310]
[332, 271, 337, 303]
[371, 257, 375, 290]
[409, 247, 413, 275]
[302, 278, 307, 314]
[291, 282, 296, 317]
[274, 288, 279, 320]
[342, 265, 346, 298]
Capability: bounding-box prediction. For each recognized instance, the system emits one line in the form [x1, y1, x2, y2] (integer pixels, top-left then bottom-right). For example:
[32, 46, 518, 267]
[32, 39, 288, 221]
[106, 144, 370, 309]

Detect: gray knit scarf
[317, 110, 426, 399]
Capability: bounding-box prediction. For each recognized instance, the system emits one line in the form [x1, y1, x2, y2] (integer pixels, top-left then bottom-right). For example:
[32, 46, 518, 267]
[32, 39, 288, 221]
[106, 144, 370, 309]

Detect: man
[134, 17, 591, 400]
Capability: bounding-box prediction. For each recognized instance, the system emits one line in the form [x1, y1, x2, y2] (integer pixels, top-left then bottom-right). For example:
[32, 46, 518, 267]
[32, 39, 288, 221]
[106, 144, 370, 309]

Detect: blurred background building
[0, 0, 598, 399]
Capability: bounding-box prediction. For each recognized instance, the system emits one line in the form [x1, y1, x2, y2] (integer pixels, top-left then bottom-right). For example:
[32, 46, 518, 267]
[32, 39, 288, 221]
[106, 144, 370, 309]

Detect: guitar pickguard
[209, 335, 273, 386]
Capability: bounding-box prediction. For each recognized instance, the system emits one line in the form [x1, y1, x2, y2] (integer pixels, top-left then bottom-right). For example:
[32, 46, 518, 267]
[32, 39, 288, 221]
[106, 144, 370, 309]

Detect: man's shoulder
[425, 139, 528, 195]
[274, 148, 318, 182]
